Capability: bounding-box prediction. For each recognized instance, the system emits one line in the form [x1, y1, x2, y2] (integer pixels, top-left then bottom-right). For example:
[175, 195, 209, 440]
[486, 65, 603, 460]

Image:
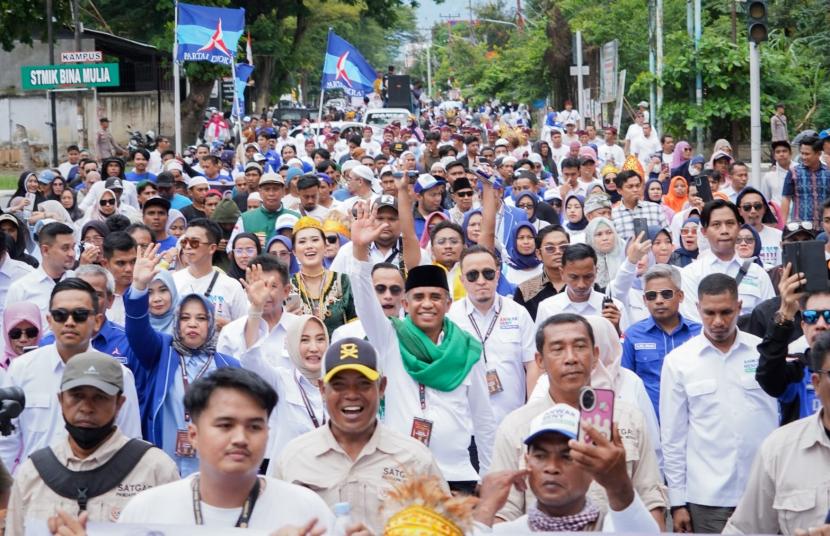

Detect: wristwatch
[774, 311, 794, 326]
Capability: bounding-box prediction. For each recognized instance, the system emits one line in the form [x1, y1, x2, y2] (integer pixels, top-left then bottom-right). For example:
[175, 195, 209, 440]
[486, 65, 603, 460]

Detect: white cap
[248, 192, 262, 202]
[188, 176, 209, 188]
[286, 157, 303, 168]
[524, 404, 580, 444]
[351, 164, 375, 183]
[439, 156, 456, 168]
[528, 153, 543, 165]
[430, 162, 447, 173]
[341, 160, 360, 175]
[380, 165, 394, 177]
[164, 160, 183, 173]
[494, 138, 510, 147]
[275, 213, 299, 232]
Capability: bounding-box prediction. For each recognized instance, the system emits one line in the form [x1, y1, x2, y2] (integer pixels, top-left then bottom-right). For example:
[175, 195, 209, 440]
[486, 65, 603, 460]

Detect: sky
[416, 0, 475, 31]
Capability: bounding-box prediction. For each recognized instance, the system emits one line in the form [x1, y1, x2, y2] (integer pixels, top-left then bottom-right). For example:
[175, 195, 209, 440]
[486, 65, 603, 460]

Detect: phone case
[782, 241, 829, 292]
[632, 218, 649, 241]
[578, 388, 614, 443]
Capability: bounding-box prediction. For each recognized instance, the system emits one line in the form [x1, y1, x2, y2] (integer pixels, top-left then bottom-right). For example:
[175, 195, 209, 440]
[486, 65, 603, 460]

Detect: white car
[289, 121, 372, 141]
[363, 108, 413, 130]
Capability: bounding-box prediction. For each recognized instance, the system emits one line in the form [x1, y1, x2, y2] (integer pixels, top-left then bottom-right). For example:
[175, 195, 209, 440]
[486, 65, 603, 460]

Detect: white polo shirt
[3, 266, 72, 326]
[535, 290, 630, 333]
[447, 297, 536, 422]
[173, 268, 250, 321]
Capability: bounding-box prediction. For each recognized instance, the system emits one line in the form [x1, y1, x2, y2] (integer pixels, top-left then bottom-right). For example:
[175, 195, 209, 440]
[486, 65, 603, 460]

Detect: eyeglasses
[233, 247, 257, 256]
[740, 203, 764, 212]
[802, 309, 830, 325]
[735, 236, 756, 244]
[604, 177, 616, 184]
[683, 147, 692, 152]
[8, 327, 38, 339]
[435, 237, 461, 246]
[455, 191, 474, 198]
[99, 198, 116, 207]
[181, 237, 209, 249]
[517, 203, 535, 210]
[644, 289, 675, 301]
[50, 308, 92, 323]
[465, 268, 497, 282]
[680, 227, 698, 235]
[542, 244, 568, 254]
[325, 235, 339, 245]
[374, 284, 403, 296]
[786, 221, 814, 231]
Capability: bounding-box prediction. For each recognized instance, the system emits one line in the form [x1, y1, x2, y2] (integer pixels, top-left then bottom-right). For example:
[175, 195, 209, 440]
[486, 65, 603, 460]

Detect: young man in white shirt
[173, 219, 249, 329]
[596, 127, 625, 168]
[448, 245, 539, 422]
[549, 130, 570, 163]
[631, 124, 662, 172]
[660, 273, 777, 534]
[48, 368, 336, 532]
[0, 278, 142, 474]
[760, 140, 793, 204]
[4, 222, 75, 324]
[331, 262, 405, 342]
[535, 243, 628, 334]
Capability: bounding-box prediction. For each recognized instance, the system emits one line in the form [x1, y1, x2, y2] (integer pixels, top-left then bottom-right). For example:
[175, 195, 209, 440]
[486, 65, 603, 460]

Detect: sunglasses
[735, 236, 756, 244]
[465, 268, 497, 282]
[680, 227, 698, 235]
[374, 284, 403, 296]
[325, 235, 339, 244]
[741, 203, 764, 212]
[517, 203, 535, 210]
[786, 221, 814, 231]
[8, 327, 38, 339]
[542, 244, 568, 254]
[644, 289, 675, 301]
[455, 191, 474, 198]
[99, 198, 116, 207]
[181, 237, 209, 249]
[50, 308, 92, 323]
[802, 309, 830, 325]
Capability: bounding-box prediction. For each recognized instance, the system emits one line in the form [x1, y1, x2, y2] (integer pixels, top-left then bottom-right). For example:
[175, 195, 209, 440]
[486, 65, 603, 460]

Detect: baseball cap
[374, 195, 398, 212]
[187, 176, 208, 189]
[142, 196, 171, 212]
[322, 338, 380, 383]
[244, 161, 263, 174]
[104, 177, 124, 191]
[38, 170, 57, 184]
[414, 174, 443, 194]
[61, 351, 124, 396]
[341, 160, 360, 175]
[578, 146, 598, 164]
[259, 172, 285, 187]
[494, 138, 510, 147]
[0, 214, 19, 226]
[390, 141, 406, 154]
[524, 404, 580, 445]
[584, 193, 612, 215]
[351, 165, 375, 183]
[275, 213, 300, 232]
[164, 160, 184, 173]
[783, 221, 817, 241]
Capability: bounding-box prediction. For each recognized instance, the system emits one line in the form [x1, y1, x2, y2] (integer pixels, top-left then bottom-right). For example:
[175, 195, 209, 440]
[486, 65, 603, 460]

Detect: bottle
[332, 502, 352, 536]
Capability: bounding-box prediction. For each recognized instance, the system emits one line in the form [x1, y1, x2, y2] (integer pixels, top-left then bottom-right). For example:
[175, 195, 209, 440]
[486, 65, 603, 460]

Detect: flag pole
[231, 56, 242, 143]
[316, 29, 332, 148]
[173, 0, 183, 155]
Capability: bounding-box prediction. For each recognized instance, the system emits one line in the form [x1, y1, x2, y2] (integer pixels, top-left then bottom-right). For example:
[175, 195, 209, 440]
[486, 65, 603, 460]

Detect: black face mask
[65, 418, 116, 450]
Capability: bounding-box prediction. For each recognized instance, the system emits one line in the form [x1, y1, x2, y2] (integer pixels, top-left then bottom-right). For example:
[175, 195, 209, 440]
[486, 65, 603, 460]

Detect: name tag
[744, 357, 759, 374]
[499, 316, 519, 330]
[739, 275, 759, 288]
[634, 342, 657, 350]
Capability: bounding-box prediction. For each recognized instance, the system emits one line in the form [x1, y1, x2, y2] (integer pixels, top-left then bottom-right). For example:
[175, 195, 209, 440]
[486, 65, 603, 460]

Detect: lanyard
[419, 383, 426, 411]
[191, 475, 261, 527]
[180, 355, 214, 422]
[295, 372, 324, 428]
[467, 298, 501, 364]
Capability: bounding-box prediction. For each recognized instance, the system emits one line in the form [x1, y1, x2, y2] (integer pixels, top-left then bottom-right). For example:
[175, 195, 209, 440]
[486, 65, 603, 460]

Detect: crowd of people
[1, 99, 830, 535]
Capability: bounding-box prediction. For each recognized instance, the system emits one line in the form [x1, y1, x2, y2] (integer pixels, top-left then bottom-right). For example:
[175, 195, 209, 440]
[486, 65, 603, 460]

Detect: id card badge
[486, 369, 504, 395]
[410, 417, 434, 447]
[175, 429, 196, 458]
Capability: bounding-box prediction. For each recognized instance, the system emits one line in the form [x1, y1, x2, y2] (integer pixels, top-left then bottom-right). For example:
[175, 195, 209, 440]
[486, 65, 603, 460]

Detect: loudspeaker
[386, 75, 412, 110]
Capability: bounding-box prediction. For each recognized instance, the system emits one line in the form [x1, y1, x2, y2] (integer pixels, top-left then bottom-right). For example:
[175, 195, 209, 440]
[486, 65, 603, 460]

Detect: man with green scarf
[349, 200, 497, 495]
[228, 173, 299, 248]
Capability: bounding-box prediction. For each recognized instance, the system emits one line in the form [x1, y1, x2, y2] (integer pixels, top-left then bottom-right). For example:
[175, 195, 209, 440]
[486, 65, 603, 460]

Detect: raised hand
[132, 243, 162, 291]
[241, 264, 271, 311]
[351, 201, 389, 250]
[626, 232, 652, 264]
[777, 262, 805, 322]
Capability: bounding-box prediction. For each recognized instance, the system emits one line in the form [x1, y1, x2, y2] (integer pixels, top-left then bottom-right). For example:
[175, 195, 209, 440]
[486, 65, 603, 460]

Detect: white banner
[600, 40, 619, 103]
[613, 69, 627, 132]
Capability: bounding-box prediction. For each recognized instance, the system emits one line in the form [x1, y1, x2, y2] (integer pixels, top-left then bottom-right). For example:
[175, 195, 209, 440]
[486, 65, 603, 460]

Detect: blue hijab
[462, 209, 482, 247]
[739, 224, 763, 266]
[148, 269, 178, 335]
[266, 235, 299, 274]
[507, 222, 542, 270]
[513, 191, 539, 223]
[172, 294, 218, 358]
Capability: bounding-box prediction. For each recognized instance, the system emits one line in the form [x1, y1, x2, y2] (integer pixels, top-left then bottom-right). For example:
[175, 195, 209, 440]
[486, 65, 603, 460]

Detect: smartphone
[782, 240, 829, 292]
[693, 174, 713, 203]
[285, 292, 301, 310]
[477, 156, 490, 165]
[578, 386, 614, 443]
[22, 345, 38, 354]
[25, 192, 36, 206]
[632, 218, 649, 243]
[661, 162, 669, 174]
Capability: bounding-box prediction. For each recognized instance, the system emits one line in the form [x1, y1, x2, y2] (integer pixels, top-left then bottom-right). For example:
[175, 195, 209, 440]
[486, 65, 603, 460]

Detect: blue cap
[38, 169, 56, 184]
[819, 128, 830, 140]
[285, 167, 304, 184]
[413, 174, 444, 194]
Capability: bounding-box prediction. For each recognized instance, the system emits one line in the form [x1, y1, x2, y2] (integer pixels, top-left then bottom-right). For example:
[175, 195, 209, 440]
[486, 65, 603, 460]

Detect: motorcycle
[126, 125, 157, 159]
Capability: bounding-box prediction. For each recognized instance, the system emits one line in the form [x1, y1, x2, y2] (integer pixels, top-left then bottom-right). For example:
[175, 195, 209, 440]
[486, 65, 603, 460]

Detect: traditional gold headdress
[293, 216, 325, 235]
[382, 476, 477, 536]
[622, 154, 645, 178]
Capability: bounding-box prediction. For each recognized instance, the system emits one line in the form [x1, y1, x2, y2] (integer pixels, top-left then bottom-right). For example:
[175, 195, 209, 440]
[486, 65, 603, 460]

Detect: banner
[176, 2, 245, 66]
[232, 63, 254, 117]
[600, 39, 619, 103]
[320, 30, 377, 98]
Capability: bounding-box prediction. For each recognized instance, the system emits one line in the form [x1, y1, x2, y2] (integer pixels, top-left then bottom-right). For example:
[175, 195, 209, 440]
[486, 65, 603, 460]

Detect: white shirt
[597, 143, 626, 168]
[329, 241, 430, 274]
[535, 290, 630, 333]
[217, 312, 298, 370]
[447, 297, 537, 422]
[659, 331, 778, 507]
[107, 293, 125, 326]
[119, 474, 335, 532]
[361, 139, 382, 157]
[757, 225, 782, 268]
[79, 179, 139, 211]
[148, 149, 164, 175]
[760, 163, 791, 204]
[330, 319, 367, 342]
[503, 264, 543, 287]
[679, 250, 775, 322]
[4, 266, 72, 327]
[340, 193, 379, 216]
[625, 123, 644, 143]
[0, 344, 142, 474]
[173, 269, 250, 321]
[350, 259, 497, 482]
[631, 135, 662, 171]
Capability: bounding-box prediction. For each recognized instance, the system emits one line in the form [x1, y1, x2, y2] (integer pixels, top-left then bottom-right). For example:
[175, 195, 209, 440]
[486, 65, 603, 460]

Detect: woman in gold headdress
[290, 216, 356, 336]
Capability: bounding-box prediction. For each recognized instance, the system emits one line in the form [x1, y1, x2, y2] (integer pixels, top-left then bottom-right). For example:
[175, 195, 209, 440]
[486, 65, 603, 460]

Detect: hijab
[507, 222, 541, 270]
[228, 232, 262, 280]
[171, 294, 218, 358]
[286, 315, 329, 383]
[674, 216, 701, 264]
[61, 188, 84, 221]
[81, 221, 110, 246]
[10, 170, 45, 210]
[2, 302, 42, 368]
[86, 188, 119, 223]
[266, 235, 299, 275]
[563, 194, 588, 232]
[663, 176, 689, 213]
[461, 209, 482, 247]
[149, 269, 179, 335]
[585, 217, 624, 289]
[419, 212, 450, 248]
[513, 191, 539, 223]
[37, 200, 74, 228]
[585, 315, 623, 390]
[644, 178, 664, 204]
[671, 141, 691, 169]
[600, 164, 622, 204]
[166, 208, 186, 236]
[738, 224, 763, 266]
[533, 141, 557, 174]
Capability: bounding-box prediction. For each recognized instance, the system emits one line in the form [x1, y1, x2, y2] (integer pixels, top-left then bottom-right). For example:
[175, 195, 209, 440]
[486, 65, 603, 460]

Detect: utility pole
[647, 0, 656, 131]
[749, 41, 761, 186]
[575, 31, 585, 130]
[468, 0, 475, 43]
[46, 0, 58, 166]
[72, 0, 88, 149]
[694, 0, 703, 154]
[655, 0, 664, 134]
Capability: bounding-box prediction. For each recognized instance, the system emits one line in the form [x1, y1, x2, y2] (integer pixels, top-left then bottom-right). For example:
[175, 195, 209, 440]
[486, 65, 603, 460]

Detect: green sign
[21, 63, 120, 90]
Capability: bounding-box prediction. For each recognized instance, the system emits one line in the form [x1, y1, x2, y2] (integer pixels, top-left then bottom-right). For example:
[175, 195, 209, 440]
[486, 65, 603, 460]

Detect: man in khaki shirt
[7, 352, 178, 534]
[489, 313, 667, 527]
[273, 338, 446, 534]
[724, 331, 830, 535]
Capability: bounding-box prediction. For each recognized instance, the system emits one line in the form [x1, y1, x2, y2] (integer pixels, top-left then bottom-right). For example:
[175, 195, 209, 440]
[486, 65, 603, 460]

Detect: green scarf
[390, 316, 481, 392]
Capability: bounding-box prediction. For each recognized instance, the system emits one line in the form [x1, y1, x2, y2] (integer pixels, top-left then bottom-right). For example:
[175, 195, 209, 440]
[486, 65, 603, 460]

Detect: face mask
[65, 418, 116, 450]
[690, 166, 702, 176]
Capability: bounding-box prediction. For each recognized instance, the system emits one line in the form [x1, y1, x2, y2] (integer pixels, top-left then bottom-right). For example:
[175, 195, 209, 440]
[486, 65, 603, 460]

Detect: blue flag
[176, 3, 245, 66]
[232, 63, 254, 118]
[321, 30, 377, 98]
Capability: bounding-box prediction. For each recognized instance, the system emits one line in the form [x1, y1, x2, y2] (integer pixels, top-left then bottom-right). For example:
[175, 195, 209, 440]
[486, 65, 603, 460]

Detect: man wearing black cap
[154, 171, 192, 211]
[349, 204, 497, 494]
[142, 196, 176, 252]
[449, 178, 475, 225]
[273, 338, 444, 533]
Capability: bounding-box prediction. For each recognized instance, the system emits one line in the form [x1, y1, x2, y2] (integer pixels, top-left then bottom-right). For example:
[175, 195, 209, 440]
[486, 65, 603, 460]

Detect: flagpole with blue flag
[173, 1, 182, 155]
[316, 29, 333, 144]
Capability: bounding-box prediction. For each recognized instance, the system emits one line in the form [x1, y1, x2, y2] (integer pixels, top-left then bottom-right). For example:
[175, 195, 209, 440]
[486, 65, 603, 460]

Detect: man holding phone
[611, 170, 668, 242]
